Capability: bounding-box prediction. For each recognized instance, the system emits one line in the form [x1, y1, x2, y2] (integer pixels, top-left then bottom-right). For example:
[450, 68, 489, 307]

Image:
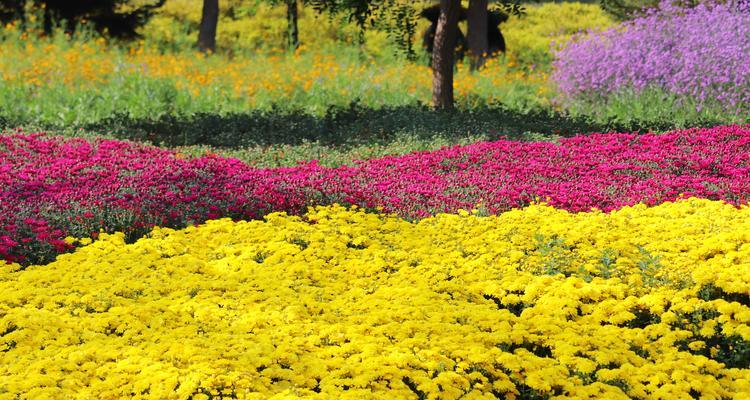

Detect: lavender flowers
[552, 1, 750, 115]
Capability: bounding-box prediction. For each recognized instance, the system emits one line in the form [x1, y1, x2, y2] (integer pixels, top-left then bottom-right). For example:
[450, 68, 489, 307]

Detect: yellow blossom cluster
[1, 198, 749, 399]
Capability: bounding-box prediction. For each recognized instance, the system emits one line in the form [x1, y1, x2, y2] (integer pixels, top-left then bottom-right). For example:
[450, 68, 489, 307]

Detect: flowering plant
[2, 125, 750, 264]
[552, 1, 750, 114]
[1, 201, 748, 398]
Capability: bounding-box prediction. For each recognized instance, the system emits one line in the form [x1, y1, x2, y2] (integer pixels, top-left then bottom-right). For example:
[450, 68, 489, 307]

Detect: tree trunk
[467, 0, 488, 70]
[42, 6, 53, 36]
[286, 0, 299, 50]
[431, 0, 461, 110]
[197, 0, 219, 53]
[12, 0, 27, 28]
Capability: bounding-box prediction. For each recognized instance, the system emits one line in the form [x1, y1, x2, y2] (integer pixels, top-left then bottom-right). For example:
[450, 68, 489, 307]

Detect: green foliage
[597, 248, 619, 278]
[533, 233, 573, 276]
[564, 86, 747, 131]
[375, 2, 420, 60]
[635, 246, 667, 287]
[599, 0, 659, 19]
[599, 0, 723, 20]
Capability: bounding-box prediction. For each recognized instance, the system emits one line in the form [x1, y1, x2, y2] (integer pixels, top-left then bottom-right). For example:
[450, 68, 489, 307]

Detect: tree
[197, 0, 219, 53]
[467, 0, 489, 70]
[286, 0, 299, 50]
[0, 0, 25, 25]
[268, 0, 302, 51]
[433, 0, 522, 107]
[386, 2, 419, 60]
[0, 0, 165, 38]
[467, 1, 520, 70]
[420, 4, 467, 65]
[431, 0, 462, 109]
[195, 0, 303, 54]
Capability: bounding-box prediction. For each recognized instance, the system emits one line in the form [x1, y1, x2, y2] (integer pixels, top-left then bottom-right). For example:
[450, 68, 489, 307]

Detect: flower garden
[2, 1, 750, 399]
[2, 125, 750, 398]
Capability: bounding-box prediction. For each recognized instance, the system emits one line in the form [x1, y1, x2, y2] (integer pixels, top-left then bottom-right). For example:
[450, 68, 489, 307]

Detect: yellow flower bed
[1, 199, 749, 399]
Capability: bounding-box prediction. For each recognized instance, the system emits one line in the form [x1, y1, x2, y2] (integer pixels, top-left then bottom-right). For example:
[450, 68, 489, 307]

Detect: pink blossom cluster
[2, 125, 750, 264]
[0, 134, 319, 264]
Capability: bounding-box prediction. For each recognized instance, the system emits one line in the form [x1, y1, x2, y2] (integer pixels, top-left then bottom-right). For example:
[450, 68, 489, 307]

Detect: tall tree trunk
[13, 0, 27, 28]
[467, 0, 488, 71]
[286, 0, 299, 50]
[197, 0, 219, 53]
[42, 5, 53, 36]
[431, 0, 461, 110]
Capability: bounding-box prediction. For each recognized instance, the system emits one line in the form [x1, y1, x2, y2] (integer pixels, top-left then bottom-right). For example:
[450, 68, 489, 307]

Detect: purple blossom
[552, 1, 750, 113]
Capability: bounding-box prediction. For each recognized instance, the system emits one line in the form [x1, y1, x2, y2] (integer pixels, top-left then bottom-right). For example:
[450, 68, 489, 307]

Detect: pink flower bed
[2, 125, 750, 265]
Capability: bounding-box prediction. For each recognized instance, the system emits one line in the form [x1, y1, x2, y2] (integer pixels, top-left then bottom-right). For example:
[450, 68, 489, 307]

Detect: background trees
[197, 0, 219, 52]
[0, 0, 166, 38]
[197, 1, 307, 53]
[467, 0, 489, 70]
[422, 0, 522, 108]
[268, 0, 302, 50]
[285, 0, 299, 49]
